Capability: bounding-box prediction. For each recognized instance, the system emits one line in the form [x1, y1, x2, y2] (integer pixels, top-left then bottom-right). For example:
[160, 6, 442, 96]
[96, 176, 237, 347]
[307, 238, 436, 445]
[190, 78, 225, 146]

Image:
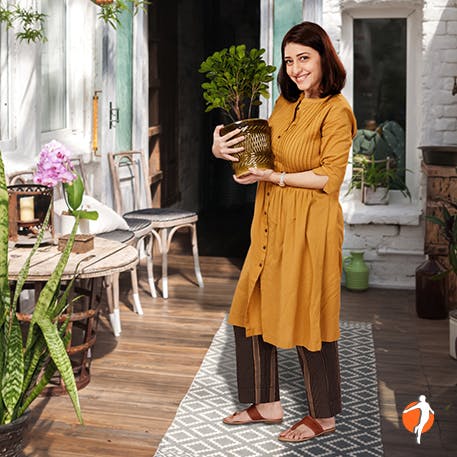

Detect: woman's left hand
[233, 168, 275, 185]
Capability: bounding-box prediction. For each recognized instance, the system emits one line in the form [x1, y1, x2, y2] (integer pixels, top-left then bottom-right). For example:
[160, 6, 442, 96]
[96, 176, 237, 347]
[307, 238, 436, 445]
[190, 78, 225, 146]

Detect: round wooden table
[8, 237, 138, 393]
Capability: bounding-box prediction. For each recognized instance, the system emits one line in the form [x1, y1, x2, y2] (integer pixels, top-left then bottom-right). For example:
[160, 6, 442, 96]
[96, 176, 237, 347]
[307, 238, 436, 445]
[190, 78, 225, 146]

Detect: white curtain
[41, 0, 67, 132]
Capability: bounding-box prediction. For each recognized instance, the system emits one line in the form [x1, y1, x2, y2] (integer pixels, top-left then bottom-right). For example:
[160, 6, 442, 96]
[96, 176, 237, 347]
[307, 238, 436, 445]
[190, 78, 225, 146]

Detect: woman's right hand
[212, 125, 244, 162]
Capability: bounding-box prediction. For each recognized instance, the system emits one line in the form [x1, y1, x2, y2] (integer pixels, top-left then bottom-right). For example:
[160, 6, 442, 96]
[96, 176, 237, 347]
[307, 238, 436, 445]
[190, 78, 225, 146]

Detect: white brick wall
[324, 0, 457, 289]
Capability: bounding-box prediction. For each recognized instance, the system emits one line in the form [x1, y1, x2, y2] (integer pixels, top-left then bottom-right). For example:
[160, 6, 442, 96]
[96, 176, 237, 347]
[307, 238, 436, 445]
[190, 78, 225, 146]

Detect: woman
[212, 22, 356, 443]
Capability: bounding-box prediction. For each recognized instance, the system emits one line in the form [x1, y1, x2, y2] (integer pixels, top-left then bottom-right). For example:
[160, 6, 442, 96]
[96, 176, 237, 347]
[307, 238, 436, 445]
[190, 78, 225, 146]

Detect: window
[41, 0, 67, 132]
[353, 18, 407, 178]
[0, 22, 9, 141]
[341, 8, 421, 206]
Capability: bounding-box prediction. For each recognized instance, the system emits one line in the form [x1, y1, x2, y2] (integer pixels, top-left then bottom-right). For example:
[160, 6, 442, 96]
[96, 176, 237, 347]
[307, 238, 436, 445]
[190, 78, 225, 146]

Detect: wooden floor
[23, 254, 456, 457]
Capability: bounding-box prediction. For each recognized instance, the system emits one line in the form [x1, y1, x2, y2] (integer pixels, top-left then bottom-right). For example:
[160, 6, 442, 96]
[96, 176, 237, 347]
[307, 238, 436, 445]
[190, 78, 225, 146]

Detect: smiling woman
[283, 43, 322, 98]
[211, 21, 357, 445]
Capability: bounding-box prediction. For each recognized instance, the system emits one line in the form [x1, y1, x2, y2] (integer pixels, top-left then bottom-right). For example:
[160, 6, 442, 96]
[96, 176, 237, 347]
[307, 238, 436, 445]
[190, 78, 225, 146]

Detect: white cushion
[53, 196, 129, 235]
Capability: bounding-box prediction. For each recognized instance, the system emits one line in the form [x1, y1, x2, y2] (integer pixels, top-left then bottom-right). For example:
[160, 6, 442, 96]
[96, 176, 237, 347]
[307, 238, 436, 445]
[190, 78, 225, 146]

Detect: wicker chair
[108, 150, 204, 299]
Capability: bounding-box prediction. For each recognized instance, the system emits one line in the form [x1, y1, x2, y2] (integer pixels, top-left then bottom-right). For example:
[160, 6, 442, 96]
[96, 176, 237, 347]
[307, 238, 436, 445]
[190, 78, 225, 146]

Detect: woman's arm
[234, 102, 356, 191]
[234, 168, 328, 189]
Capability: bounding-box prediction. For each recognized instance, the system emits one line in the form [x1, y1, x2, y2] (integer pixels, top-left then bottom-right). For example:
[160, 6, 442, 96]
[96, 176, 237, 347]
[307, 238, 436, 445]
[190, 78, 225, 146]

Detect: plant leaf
[1, 315, 24, 422]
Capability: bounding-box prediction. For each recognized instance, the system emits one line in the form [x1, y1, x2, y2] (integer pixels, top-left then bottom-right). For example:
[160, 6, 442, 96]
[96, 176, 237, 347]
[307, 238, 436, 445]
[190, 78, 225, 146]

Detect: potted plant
[0, 146, 95, 456]
[346, 121, 410, 205]
[91, 0, 148, 29]
[426, 201, 457, 356]
[199, 44, 276, 177]
[347, 154, 411, 205]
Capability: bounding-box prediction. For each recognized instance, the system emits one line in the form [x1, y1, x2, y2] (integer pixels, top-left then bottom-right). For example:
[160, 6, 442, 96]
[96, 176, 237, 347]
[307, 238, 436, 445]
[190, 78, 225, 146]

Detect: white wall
[321, 0, 457, 289]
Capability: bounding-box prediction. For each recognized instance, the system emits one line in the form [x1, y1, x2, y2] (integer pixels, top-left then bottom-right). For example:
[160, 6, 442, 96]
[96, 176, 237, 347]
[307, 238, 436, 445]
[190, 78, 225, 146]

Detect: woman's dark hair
[278, 22, 346, 102]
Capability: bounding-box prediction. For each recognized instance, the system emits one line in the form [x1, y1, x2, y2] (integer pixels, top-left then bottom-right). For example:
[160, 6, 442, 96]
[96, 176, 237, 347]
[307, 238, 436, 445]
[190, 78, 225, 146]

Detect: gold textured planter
[221, 119, 274, 178]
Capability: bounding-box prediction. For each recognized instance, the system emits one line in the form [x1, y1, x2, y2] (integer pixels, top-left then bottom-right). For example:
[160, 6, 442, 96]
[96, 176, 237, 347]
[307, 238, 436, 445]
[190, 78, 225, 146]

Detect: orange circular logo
[402, 401, 434, 433]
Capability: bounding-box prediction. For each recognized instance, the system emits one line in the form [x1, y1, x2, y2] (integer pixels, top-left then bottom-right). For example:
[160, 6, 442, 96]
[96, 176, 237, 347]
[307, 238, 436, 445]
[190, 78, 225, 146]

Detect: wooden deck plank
[23, 254, 456, 456]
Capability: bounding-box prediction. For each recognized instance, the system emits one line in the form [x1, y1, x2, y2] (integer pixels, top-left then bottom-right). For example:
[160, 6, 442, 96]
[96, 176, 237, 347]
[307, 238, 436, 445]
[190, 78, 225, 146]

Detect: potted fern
[199, 44, 276, 177]
[346, 121, 410, 204]
[0, 146, 95, 456]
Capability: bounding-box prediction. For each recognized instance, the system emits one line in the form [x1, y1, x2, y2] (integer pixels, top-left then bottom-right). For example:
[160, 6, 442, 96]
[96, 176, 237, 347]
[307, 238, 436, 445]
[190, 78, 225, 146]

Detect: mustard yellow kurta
[228, 93, 357, 351]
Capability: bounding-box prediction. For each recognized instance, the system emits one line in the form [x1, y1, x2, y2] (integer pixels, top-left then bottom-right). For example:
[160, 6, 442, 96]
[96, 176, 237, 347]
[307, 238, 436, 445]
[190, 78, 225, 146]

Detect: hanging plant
[91, 0, 148, 29]
[0, 2, 46, 43]
[0, 1, 148, 44]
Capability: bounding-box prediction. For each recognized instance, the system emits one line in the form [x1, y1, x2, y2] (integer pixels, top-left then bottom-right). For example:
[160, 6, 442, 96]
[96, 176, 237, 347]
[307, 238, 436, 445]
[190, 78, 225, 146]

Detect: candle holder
[7, 184, 54, 244]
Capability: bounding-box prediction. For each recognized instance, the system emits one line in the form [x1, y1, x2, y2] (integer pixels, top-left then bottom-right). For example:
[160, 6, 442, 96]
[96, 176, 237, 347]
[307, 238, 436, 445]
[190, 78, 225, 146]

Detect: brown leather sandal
[278, 415, 335, 442]
[223, 404, 283, 425]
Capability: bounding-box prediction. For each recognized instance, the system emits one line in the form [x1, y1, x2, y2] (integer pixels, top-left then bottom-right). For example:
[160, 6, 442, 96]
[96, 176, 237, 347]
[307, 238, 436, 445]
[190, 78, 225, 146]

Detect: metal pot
[220, 119, 274, 178]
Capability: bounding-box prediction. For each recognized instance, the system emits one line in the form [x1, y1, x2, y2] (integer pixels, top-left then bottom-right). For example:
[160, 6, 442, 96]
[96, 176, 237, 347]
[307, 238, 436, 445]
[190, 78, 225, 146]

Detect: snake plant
[0, 152, 83, 425]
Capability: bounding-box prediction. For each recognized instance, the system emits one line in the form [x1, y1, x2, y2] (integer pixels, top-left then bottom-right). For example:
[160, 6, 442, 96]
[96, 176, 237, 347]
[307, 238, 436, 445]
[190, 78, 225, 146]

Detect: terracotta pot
[94, 0, 114, 5]
[220, 119, 274, 178]
[0, 409, 32, 457]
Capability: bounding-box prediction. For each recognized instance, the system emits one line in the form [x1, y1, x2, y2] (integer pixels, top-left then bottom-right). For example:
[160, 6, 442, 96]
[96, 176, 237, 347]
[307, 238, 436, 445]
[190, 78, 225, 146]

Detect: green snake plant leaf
[25, 214, 79, 349]
[24, 215, 83, 423]
[1, 314, 24, 422]
[35, 315, 83, 424]
[21, 285, 75, 412]
[19, 329, 72, 416]
[0, 155, 10, 327]
[12, 206, 51, 312]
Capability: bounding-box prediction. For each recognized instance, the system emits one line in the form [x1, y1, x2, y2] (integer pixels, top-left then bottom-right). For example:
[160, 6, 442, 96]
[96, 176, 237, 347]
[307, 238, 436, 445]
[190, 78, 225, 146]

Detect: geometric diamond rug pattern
[155, 318, 384, 457]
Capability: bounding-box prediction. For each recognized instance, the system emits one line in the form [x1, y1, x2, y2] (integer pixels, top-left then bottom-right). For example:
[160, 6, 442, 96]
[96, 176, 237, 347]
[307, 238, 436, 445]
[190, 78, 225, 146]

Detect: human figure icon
[402, 395, 434, 444]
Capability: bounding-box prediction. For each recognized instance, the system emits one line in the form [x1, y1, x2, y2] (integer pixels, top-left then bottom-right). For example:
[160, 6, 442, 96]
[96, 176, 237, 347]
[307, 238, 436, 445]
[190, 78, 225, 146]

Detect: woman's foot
[223, 401, 283, 425]
[278, 415, 335, 442]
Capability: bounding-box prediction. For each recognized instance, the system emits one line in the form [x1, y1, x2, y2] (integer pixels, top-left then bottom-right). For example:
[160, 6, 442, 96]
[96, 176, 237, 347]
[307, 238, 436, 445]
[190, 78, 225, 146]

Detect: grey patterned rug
[155, 318, 383, 457]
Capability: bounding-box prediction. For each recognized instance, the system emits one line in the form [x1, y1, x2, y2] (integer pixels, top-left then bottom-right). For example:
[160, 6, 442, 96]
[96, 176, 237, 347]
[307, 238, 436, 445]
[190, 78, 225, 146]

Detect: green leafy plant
[346, 154, 411, 199]
[92, 0, 148, 29]
[199, 44, 276, 122]
[0, 2, 46, 43]
[347, 154, 411, 200]
[0, 1, 148, 44]
[0, 145, 97, 426]
[427, 200, 457, 276]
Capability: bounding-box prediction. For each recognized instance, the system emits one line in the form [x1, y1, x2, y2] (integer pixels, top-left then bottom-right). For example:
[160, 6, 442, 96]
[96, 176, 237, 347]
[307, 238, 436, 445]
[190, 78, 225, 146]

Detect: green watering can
[343, 251, 369, 291]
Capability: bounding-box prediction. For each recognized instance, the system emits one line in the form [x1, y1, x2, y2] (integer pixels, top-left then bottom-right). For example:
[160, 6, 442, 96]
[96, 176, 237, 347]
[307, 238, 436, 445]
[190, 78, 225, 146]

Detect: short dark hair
[278, 22, 346, 102]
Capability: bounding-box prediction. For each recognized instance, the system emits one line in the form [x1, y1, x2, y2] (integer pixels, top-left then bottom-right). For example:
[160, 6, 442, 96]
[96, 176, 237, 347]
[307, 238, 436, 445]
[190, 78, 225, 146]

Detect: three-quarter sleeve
[312, 104, 357, 194]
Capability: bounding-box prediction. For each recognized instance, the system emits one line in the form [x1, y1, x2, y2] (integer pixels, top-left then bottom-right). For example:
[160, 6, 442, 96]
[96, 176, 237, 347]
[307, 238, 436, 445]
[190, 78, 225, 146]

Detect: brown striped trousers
[233, 326, 342, 418]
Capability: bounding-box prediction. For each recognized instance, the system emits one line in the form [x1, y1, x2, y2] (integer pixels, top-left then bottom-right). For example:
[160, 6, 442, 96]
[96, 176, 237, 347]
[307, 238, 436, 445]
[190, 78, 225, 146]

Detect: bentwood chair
[69, 158, 154, 325]
[108, 151, 204, 299]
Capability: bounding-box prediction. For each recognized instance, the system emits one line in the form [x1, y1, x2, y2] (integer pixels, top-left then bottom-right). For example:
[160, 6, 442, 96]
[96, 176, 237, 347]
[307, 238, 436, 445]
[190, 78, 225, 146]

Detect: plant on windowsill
[0, 146, 97, 455]
[346, 121, 410, 205]
[199, 44, 276, 177]
[346, 154, 411, 205]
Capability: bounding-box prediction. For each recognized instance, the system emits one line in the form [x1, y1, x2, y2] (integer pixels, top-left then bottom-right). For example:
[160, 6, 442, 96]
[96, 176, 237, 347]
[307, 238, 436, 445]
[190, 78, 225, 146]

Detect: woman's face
[284, 42, 322, 98]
